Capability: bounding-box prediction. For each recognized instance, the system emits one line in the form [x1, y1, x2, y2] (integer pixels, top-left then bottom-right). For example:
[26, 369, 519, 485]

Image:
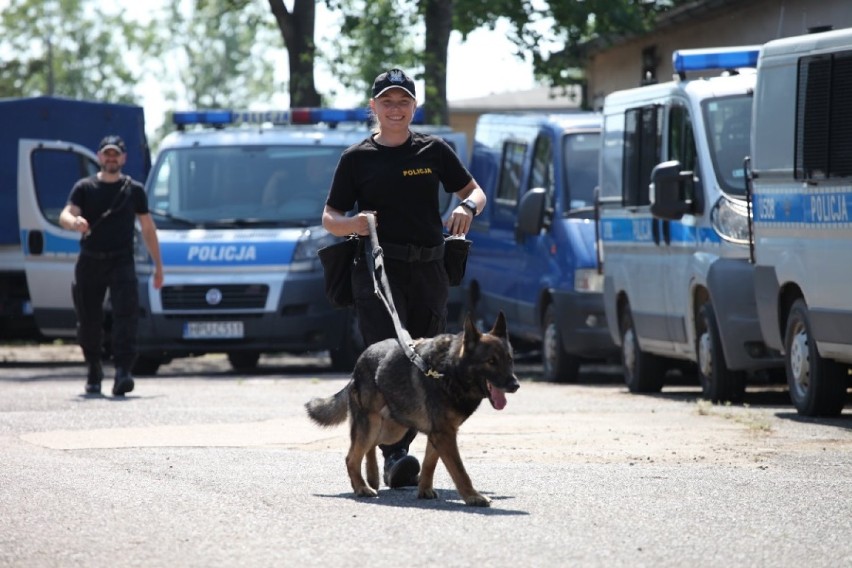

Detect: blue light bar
[172, 110, 234, 126]
[673, 46, 761, 75]
[172, 107, 426, 127]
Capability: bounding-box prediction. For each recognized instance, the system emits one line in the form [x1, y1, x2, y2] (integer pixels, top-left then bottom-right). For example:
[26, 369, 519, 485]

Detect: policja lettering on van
[809, 193, 849, 224]
[187, 245, 257, 262]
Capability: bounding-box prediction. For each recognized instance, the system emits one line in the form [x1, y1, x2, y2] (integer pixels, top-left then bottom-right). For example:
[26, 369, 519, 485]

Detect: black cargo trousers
[72, 251, 139, 371]
[351, 239, 449, 457]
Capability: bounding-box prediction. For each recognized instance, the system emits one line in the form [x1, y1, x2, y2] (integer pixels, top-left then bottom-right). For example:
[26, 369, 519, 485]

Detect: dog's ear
[488, 311, 507, 338]
[463, 313, 482, 353]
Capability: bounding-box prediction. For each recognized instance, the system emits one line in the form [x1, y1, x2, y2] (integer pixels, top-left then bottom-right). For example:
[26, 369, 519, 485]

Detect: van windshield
[703, 95, 753, 196]
[147, 145, 343, 226]
[563, 132, 600, 210]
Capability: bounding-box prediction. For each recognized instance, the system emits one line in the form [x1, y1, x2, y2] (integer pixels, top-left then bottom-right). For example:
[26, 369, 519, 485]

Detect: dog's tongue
[487, 381, 508, 410]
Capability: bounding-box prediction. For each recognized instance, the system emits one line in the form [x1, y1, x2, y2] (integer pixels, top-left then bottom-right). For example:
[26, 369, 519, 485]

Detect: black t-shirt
[326, 131, 473, 248]
[68, 175, 148, 253]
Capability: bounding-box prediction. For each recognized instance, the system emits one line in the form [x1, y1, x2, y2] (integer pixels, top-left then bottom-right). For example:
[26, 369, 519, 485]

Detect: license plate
[183, 321, 244, 339]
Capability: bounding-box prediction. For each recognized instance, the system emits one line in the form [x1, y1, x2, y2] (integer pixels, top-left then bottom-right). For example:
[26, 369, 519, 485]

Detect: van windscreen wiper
[150, 208, 199, 227]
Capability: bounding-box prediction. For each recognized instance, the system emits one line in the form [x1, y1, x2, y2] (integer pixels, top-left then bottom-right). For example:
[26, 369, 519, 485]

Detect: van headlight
[710, 195, 750, 244]
[291, 227, 339, 272]
[133, 230, 152, 266]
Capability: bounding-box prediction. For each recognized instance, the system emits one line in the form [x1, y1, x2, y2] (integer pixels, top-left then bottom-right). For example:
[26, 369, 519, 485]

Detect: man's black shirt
[68, 175, 148, 254]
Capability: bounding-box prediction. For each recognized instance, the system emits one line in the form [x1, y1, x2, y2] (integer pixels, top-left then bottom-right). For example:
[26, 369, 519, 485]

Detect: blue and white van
[598, 47, 783, 401]
[462, 112, 617, 382]
[749, 28, 852, 416]
[133, 108, 467, 374]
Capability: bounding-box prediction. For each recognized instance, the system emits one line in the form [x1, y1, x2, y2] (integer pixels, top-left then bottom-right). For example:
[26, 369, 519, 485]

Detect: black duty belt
[373, 241, 445, 263]
[79, 248, 133, 260]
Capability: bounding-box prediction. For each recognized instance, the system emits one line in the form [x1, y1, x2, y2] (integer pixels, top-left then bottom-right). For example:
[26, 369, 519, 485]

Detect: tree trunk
[423, 0, 452, 124]
[268, 0, 321, 107]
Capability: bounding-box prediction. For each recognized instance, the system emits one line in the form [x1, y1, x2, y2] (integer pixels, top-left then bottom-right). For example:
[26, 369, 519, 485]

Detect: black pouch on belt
[317, 235, 359, 308]
[443, 236, 472, 287]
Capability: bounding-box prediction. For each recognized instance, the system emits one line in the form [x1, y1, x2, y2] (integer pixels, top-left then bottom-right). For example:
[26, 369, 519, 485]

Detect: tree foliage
[319, 0, 689, 121]
[215, 0, 322, 106]
[454, 0, 692, 90]
[152, 0, 280, 108]
[323, 0, 420, 106]
[0, 0, 144, 101]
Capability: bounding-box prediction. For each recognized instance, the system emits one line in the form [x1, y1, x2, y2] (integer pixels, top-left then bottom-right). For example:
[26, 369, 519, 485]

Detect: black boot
[112, 367, 135, 397]
[383, 449, 420, 488]
[85, 360, 103, 395]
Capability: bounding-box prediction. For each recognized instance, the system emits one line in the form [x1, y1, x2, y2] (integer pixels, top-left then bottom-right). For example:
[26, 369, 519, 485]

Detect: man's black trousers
[72, 253, 139, 371]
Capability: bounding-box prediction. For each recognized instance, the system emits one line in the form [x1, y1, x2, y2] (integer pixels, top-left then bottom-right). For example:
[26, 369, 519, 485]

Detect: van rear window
[796, 50, 852, 180]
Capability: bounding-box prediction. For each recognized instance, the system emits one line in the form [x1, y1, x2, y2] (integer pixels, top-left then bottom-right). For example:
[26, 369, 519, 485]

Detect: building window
[642, 45, 658, 86]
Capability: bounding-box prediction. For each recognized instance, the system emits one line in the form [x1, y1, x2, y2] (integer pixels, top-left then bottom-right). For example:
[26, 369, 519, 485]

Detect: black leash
[364, 213, 443, 379]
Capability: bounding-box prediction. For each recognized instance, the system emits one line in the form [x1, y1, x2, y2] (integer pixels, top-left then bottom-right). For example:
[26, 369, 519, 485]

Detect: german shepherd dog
[305, 312, 519, 507]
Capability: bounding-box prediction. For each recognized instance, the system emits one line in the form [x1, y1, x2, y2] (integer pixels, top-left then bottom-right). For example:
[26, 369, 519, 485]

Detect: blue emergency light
[172, 106, 426, 128]
[672, 46, 761, 77]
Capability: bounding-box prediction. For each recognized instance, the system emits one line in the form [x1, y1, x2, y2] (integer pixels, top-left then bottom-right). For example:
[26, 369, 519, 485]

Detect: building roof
[449, 85, 583, 112]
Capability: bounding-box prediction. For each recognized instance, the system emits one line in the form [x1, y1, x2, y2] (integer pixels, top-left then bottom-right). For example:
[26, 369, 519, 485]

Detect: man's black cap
[371, 68, 416, 99]
[98, 135, 126, 154]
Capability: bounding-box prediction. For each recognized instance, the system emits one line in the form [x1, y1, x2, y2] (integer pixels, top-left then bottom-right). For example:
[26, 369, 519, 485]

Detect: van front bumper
[551, 290, 618, 359]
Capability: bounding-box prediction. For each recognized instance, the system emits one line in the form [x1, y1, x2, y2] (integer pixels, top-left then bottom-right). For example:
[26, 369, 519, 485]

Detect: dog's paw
[464, 492, 491, 507]
[355, 486, 378, 498]
[417, 487, 438, 500]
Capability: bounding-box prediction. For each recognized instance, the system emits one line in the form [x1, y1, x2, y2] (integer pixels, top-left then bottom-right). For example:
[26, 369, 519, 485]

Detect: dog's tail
[305, 383, 350, 427]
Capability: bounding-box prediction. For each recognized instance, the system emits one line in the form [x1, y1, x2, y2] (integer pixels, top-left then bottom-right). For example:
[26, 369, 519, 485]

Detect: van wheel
[620, 307, 663, 393]
[228, 351, 261, 372]
[330, 310, 364, 372]
[132, 354, 162, 376]
[695, 301, 745, 403]
[542, 304, 581, 382]
[785, 299, 846, 416]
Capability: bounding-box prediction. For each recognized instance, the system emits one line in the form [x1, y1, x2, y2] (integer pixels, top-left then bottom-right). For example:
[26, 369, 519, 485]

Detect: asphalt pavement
[1, 348, 851, 567]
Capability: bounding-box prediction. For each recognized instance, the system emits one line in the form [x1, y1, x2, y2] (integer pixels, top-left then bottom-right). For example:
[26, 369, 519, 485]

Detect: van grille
[160, 284, 268, 310]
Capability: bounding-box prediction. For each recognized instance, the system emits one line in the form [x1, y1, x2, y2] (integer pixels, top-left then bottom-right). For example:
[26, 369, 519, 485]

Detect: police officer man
[59, 135, 164, 396]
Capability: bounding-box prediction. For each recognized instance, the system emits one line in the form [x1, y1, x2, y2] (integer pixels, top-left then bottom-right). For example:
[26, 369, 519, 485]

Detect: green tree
[212, 0, 322, 106]
[454, 0, 694, 100]
[154, 0, 280, 108]
[323, 0, 451, 123]
[326, 0, 691, 119]
[268, 0, 323, 106]
[323, 0, 420, 105]
[0, 0, 143, 101]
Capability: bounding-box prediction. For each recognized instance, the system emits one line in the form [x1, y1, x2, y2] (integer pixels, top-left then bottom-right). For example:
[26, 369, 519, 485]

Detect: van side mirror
[516, 187, 547, 240]
[650, 160, 693, 221]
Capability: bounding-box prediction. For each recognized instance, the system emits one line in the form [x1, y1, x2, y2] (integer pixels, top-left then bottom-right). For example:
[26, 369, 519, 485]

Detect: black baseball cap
[371, 68, 416, 99]
[98, 135, 126, 154]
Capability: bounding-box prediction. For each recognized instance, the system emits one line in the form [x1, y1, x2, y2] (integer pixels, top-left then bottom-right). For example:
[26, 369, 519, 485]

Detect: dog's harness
[365, 213, 443, 379]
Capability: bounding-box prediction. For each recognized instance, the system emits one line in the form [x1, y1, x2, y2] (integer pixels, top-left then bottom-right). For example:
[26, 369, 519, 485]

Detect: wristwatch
[460, 198, 478, 216]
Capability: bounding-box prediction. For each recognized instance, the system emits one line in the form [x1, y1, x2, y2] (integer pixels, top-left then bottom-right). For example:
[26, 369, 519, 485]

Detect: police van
[598, 47, 783, 401]
[749, 27, 852, 416]
[131, 108, 467, 374]
[462, 112, 617, 382]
